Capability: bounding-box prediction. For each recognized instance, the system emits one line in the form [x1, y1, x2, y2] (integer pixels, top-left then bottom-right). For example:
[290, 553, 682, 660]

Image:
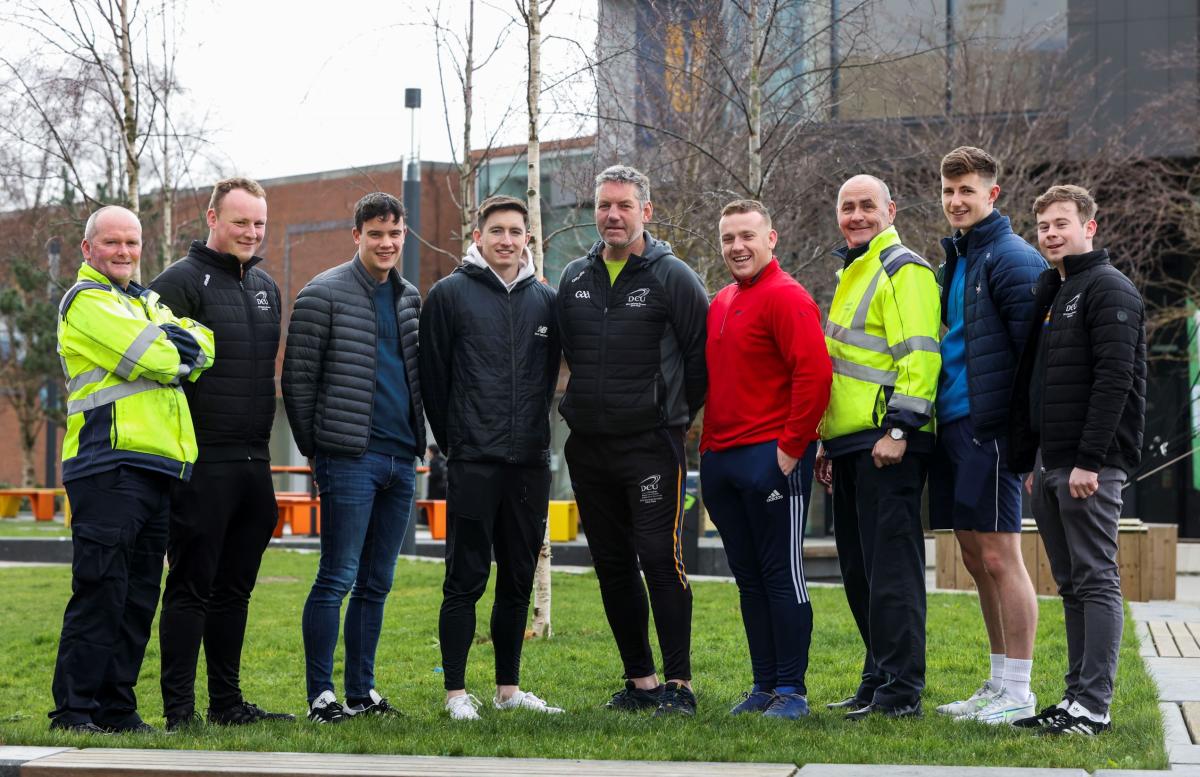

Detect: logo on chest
[639, 474, 663, 504]
[1063, 293, 1082, 319]
[574, 290, 591, 300]
[534, 325, 549, 338]
[626, 288, 650, 307]
[254, 290, 271, 311]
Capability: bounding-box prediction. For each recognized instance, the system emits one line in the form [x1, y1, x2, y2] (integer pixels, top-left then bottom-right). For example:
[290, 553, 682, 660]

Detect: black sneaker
[826, 695, 869, 710]
[606, 680, 663, 712]
[208, 700, 296, 725]
[1038, 710, 1111, 736]
[653, 681, 697, 717]
[49, 719, 110, 735]
[845, 699, 922, 721]
[307, 690, 349, 723]
[345, 690, 402, 717]
[1013, 703, 1068, 729]
[99, 717, 156, 734]
[165, 711, 204, 733]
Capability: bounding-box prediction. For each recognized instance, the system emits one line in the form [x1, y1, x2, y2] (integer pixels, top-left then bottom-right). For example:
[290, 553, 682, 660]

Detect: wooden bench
[275, 492, 320, 537]
[0, 487, 63, 521]
[935, 518, 1177, 601]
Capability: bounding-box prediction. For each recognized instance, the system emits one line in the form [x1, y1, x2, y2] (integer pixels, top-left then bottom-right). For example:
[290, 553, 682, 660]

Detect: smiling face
[594, 181, 651, 252]
[1037, 200, 1096, 270]
[207, 188, 267, 263]
[82, 208, 142, 288]
[473, 207, 529, 281]
[837, 176, 896, 248]
[941, 172, 999, 233]
[719, 210, 777, 283]
[354, 215, 406, 282]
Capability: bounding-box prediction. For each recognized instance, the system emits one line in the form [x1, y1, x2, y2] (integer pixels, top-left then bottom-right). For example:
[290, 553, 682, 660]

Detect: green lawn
[0, 550, 1167, 770]
[0, 518, 70, 537]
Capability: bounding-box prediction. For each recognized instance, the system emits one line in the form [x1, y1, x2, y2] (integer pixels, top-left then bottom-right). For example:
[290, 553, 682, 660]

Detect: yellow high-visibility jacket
[820, 226, 941, 456]
[58, 263, 216, 482]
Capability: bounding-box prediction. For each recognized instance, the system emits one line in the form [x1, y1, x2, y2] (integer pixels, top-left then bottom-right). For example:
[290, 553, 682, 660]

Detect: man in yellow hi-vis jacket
[815, 175, 941, 721]
[50, 206, 215, 734]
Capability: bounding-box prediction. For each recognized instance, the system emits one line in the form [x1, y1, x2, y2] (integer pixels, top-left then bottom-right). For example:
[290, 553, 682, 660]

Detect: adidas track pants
[700, 440, 816, 692]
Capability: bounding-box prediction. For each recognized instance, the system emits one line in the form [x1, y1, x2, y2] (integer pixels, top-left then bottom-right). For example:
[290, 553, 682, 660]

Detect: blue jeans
[302, 451, 415, 702]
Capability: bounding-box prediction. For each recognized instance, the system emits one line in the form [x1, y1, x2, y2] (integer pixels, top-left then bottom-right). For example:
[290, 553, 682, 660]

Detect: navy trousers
[51, 465, 170, 726]
[701, 441, 816, 692]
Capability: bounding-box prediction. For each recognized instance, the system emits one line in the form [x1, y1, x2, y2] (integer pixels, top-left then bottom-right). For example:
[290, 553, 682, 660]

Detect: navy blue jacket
[938, 210, 1046, 441]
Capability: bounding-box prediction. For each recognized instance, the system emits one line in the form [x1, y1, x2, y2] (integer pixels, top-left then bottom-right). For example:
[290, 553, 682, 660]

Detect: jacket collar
[1062, 248, 1109, 277]
[831, 241, 870, 269]
[187, 240, 264, 276]
[942, 209, 1008, 259]
[585, 230, 669, 267]
[737, 257, 781, 288]
[77, 261, 148, 298]
[351, 253, 402, 292]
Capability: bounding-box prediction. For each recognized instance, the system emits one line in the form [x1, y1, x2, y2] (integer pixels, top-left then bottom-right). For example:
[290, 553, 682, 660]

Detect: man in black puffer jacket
[557, 165, 708, 717]
[282, 192, 425, 723]
[420, 196, 562, 721]
[150, 178, 293, 730]
[1008, 185, 1146, 737]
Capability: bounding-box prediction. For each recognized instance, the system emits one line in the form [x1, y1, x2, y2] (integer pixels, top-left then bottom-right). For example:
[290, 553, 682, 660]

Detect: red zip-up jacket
[701, 258, 831, 458]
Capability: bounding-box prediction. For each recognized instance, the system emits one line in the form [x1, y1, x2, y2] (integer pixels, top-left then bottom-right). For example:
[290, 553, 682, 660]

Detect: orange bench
[415, 499, 446, 540]
[275, 492, 320, 537]
[0, 488, 63, 521]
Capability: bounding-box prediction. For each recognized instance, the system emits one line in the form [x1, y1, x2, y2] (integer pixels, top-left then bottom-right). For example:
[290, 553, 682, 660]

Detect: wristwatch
[887, 427, 908, 441]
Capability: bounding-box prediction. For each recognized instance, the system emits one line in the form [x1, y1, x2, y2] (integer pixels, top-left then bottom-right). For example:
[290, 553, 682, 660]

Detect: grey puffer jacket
[282, 255, 426, 459]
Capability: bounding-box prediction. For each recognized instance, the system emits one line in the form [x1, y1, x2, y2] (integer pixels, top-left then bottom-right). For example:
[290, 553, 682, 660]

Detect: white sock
[989, 653, 1006, 688]
[1002, 657, 1033, 702]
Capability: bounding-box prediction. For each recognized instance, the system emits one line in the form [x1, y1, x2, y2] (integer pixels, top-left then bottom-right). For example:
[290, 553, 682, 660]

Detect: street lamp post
[44, 237, 62, 488]
[401, 87, 422, 556]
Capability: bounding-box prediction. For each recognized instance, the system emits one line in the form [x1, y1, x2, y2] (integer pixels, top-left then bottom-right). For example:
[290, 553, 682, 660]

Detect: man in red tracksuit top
[700, 199, 832, 719]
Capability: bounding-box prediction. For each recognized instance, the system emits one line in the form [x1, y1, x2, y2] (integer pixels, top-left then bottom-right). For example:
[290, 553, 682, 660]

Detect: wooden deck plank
[1168, 621, 1200, 658]
[1149, 620, 1181, 657]
[22, 749, 798, 777]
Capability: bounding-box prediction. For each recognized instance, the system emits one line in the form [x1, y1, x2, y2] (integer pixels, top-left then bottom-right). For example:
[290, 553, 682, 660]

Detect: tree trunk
[747, 0, 763, 196]
[524, 0, 552, 639]
[459, 0, 476, 255]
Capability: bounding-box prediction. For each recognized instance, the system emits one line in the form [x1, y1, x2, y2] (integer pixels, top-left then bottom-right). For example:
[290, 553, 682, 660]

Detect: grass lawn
[0, 549, 1167, 770]
[0, 519, 70, 538]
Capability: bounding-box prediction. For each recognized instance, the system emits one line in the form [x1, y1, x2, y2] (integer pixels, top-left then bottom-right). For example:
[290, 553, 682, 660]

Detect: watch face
[890, 428, 904, 440]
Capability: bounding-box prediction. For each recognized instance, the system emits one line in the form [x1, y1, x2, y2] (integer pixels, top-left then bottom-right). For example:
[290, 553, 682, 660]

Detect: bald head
[837, 174, 897, 249]
[81, 206, 142, 289]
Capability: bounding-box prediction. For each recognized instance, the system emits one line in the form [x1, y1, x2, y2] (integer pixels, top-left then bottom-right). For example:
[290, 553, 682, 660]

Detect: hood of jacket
[582, 230, 675, 266]
[462, 243, 535, 291]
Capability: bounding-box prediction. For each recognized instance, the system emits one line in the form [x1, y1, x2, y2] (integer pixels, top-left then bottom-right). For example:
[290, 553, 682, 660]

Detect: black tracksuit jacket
[418, 261, 560, 466]
[150, 242, 281, 461]
[555, 232, 708, 436]
[1008, 249, 1146, 475]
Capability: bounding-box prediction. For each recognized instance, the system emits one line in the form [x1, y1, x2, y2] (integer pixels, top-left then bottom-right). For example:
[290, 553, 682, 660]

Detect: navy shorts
[929, 418, 1022, 533]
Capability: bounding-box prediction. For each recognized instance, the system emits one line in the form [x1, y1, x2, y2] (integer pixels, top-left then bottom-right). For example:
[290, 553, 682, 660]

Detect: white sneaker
[493, 689, 564, 714]
[307, 690, 348, 723]
[446, 693, 482, 721]
[935, 679, 1000, 717]
[965, 689, 1037, 725]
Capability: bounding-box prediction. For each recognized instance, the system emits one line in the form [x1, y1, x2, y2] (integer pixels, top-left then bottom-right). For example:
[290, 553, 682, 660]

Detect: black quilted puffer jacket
[1008, 249, 1146, 475]
[150, 241, 280, 462]
[418, 258, 559, 465]
[282, 255, 425, 459]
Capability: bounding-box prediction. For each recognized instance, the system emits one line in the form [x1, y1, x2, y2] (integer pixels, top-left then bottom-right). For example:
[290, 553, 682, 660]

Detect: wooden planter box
[934, 519, 1177, 602]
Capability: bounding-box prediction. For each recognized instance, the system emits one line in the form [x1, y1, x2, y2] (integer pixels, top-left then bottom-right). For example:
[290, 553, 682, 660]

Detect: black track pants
[565, 427, 692, 681]
[439, 462, 550, 691]
[159, 459, 277, 716]
[832, 450, 928, 708]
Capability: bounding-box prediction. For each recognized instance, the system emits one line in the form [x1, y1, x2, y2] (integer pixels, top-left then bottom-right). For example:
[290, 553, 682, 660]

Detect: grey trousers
[1031, 452, 1127, 716]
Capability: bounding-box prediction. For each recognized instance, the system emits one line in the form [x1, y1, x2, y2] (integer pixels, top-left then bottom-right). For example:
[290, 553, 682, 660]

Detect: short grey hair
[84, 205, 139, 241]
[595, 165, 651, 205]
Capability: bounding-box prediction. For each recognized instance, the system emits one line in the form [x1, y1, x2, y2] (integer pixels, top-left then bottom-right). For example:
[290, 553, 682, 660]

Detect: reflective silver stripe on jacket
[889, 335, 940, 360]
[826, 322, 938, 362]
[66, 367, 110, 395]
[114, 323, 162, 380]
[831, 357, 896, 386]
[888, 392, 934, 415]
[66, 377, 167, 415]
